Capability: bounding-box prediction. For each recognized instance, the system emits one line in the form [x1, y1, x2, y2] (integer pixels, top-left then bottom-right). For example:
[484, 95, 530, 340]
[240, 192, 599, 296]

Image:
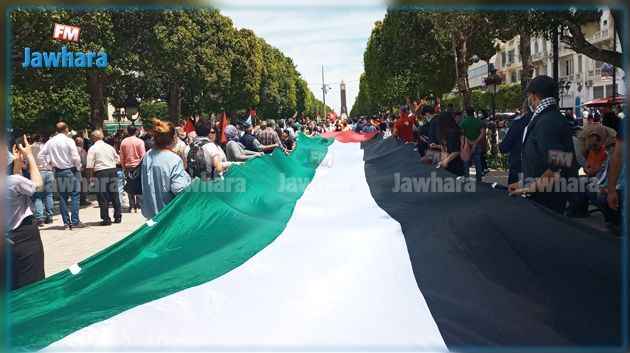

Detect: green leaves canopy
[10, 7, 328, 132]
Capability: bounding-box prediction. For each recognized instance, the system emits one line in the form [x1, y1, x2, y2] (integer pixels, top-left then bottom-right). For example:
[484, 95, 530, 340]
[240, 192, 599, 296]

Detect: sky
[214, 0, 387, 115]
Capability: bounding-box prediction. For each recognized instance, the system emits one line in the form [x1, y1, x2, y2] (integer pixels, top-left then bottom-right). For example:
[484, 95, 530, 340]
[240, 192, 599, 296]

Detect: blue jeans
[32, 170, 54, 221]
[55, 168, 81, 225]
[464, 143, 483, 181]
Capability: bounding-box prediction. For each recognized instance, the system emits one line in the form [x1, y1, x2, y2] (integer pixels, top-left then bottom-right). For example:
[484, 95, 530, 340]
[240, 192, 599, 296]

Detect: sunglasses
[210, 130, 216, 133]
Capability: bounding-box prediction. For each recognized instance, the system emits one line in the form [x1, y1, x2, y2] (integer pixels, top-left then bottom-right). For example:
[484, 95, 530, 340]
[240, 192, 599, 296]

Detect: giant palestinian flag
[9, 132, 622, 351]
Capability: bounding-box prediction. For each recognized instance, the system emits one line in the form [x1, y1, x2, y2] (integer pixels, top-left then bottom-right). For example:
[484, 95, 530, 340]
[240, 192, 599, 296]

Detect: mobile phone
[14, 136, 25, 148]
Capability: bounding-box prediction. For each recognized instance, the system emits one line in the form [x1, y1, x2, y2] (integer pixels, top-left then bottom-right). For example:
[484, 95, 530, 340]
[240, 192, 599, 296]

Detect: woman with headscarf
[224, 124, 262, 162]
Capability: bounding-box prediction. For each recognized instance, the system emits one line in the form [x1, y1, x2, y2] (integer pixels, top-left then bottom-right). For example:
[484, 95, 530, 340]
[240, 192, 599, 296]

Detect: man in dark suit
[509, 75, 579, 214]
[499, 100, 532, 187]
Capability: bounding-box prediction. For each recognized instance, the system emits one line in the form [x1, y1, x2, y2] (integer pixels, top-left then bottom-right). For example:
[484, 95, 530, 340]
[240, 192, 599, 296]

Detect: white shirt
[287, 127, 297, 140]
[30, 141, 52, 171]
[86, 140, 119, 172]
[184, 138, 233, 172]
[38, 133, 81, 170]
[7, 175, 35, 231]
[174, 138, 187, 162]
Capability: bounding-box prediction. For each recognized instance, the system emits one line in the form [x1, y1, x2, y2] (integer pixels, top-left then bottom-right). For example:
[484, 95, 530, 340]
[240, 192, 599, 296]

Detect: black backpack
[124, 158, 144, 196]
[186, 139, 212, 180]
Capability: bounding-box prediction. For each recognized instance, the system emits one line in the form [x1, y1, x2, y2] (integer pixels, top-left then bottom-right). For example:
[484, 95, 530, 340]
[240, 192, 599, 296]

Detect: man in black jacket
[499, 100, 532, 187]
[509, 75, 579, 214]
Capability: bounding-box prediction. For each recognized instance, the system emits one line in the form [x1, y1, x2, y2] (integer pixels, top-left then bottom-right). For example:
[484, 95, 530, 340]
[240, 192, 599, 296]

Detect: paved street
[39, 195, 145, 277]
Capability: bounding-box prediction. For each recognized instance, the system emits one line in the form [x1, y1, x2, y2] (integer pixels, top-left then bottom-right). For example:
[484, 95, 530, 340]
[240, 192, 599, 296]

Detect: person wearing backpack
[185, 119, 234, 181]
[460, 106, 486, 182]
[120, 125, 146, 213]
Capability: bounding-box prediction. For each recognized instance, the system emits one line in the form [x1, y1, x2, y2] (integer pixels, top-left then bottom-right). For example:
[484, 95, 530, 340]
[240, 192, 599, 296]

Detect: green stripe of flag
[9, 134, 333, 351]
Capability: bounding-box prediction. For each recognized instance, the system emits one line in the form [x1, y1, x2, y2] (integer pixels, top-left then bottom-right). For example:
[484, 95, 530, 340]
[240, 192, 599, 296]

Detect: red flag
[218, 111, 228, 145]
[248, 107, 257, 125]
[414, 98, 427, 114]
[184, 117, 195, 135]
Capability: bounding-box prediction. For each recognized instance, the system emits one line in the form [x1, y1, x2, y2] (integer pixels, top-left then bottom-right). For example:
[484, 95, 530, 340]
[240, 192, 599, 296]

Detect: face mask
[419, 120, 426, 127]
[527, 95, 536, 112]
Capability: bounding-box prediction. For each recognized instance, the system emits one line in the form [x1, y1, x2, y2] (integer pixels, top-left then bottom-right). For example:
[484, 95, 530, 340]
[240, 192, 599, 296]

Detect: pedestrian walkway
[39, 196, 145, 277]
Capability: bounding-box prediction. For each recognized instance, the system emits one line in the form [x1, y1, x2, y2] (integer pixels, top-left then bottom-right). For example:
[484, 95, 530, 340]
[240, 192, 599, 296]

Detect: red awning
[580, 95, 626, 107]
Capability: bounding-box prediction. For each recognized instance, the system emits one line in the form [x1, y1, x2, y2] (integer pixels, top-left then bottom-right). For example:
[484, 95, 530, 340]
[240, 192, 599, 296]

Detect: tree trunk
[87, 71, 106, 130]
[519, 33, 534, 103]
[167, 82, 181, 123]
[452, 32, 471, 109]
[556, 16, 621, 68]
[610, 10, 623, 47]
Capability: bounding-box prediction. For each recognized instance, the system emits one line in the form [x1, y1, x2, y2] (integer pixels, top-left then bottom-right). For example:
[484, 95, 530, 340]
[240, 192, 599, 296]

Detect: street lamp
[112, 108, 122, 130]
[558, 80, 571, 109]
[484, 68, 502, 120]
[123, 94, 140, 125]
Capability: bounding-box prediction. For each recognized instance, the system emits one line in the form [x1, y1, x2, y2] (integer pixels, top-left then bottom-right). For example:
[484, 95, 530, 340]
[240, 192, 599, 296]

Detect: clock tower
[340, 80, 348, 117]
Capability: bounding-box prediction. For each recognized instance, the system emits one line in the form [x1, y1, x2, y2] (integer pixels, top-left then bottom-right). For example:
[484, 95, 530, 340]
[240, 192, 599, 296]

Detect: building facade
[492, 9, 624, 110]
[467, 56, 494, 89]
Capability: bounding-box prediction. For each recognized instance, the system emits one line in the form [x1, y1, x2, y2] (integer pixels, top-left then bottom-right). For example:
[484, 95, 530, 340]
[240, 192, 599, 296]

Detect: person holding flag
[393, 98, 417, 144]
[216, 112, 228, 148]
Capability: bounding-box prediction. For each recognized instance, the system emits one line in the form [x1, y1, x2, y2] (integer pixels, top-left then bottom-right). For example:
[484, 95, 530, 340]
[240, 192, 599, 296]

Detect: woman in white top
[7, 136, 45, 290]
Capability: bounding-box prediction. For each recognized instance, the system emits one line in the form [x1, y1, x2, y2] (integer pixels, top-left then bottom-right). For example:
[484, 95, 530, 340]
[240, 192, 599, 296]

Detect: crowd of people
[5, 114, 330, 289]
[376, 75, 625, 236]
[6, 76, 626, 290]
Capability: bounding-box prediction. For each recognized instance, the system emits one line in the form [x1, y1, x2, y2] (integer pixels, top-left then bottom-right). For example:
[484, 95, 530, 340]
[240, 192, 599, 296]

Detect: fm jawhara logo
[22, 23, 108, 68]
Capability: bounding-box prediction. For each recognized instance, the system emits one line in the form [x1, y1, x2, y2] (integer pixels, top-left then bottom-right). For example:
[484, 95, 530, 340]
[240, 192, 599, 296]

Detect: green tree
[224, 29, 263, 117]
[138, 101, 168, 125]
[535, 8, 621, 68]
[11, 86, 91, 133]
[358, 9, 496, 113]
[351, 73, 378, 117]
[486, 10, 545, 100]
[257, 43, 299, 119]
[11, 8, 115, 130]
[495, 84, 522, 111]
[428, 9, 496, 109]
[10, 7, 326, 131]
[112, 9, 235, 122]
